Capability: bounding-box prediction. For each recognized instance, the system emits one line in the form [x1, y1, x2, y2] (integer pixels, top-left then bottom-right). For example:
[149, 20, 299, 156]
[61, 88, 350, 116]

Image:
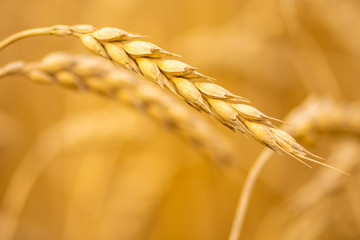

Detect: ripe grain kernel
[79, 35, 107, 57]
[157, 59, 196, 75]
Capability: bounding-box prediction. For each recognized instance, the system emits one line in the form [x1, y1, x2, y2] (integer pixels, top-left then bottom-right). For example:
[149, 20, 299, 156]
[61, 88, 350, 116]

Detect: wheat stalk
[0, 52, 238, 164]
[0, 25, 329, 166]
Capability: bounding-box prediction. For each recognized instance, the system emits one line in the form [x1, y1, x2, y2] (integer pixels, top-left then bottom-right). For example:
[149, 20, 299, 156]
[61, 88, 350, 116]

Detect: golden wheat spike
[0, 25, 327, 165]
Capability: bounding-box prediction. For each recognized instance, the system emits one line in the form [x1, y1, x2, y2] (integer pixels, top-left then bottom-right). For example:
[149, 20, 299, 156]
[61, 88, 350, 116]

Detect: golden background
[0, 0, 360, 239]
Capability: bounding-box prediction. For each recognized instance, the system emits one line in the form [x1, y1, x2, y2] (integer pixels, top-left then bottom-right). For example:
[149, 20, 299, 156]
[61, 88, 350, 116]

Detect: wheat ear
[286, 96, 360, 141]
[0, 25, 325, 165]
[0, 52, 238, 164]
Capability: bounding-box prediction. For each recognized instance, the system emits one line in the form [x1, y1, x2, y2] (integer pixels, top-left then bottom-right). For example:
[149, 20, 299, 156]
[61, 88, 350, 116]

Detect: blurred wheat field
[0, 0, 360, 240]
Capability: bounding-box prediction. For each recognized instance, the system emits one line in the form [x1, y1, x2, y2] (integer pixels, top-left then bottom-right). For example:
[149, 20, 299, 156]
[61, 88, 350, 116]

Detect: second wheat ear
[0, 24, 345, 171]
[0, 52, 238, 164]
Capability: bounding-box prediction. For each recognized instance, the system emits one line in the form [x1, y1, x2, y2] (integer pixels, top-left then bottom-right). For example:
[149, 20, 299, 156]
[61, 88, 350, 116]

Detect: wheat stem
[0, 61, 24, 78]
[228, 148, 273, 240]
[0, 27, 57, 50]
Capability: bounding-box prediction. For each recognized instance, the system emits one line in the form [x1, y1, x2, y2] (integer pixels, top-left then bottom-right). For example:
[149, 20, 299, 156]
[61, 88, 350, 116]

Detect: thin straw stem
[0, 27, 53, 50]
[228, 148, 273, 240]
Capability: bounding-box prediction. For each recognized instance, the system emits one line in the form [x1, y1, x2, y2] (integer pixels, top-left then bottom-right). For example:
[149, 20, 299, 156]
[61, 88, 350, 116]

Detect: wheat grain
[0, 25, 327, 166]
[0, 52, 238, 165]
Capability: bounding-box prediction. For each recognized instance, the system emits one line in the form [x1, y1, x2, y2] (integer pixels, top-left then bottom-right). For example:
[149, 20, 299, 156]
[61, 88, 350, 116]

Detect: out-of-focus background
[0, 0, 360, 239]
